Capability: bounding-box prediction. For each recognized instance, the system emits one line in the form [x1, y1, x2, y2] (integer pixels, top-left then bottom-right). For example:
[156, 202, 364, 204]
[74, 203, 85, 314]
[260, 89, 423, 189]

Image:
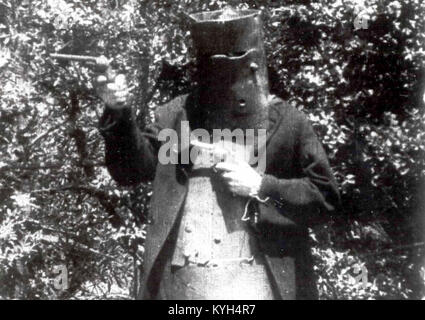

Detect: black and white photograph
[0, 0, 424, 301]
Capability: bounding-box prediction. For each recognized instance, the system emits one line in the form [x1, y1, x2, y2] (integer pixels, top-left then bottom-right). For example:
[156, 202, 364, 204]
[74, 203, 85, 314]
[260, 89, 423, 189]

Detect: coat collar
[265, 94, 285, 145]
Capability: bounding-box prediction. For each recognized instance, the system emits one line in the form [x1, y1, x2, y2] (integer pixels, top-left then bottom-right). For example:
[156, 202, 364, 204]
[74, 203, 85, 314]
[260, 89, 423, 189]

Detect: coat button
[250, 62, 259, 72]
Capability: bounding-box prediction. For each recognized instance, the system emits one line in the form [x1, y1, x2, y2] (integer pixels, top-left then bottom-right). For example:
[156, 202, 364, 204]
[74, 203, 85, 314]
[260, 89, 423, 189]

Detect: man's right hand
[94, 74, 129, 109]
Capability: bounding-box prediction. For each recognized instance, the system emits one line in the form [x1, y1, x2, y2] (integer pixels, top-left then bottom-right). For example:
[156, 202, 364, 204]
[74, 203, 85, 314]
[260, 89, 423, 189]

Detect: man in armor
[95, 9, 340, 300]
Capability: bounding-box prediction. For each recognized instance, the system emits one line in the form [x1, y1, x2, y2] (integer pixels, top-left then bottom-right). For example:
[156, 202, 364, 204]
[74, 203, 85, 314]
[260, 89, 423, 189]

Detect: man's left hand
[215, 160, 262, 197]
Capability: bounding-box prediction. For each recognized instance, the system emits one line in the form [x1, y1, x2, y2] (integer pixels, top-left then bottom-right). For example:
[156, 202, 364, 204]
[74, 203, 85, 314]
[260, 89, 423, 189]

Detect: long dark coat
[99, 93, 340, 300]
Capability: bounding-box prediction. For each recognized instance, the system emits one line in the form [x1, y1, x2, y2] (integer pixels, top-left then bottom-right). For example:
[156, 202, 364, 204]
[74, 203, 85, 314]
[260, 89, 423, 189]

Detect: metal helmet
[188, 9, 270, 130]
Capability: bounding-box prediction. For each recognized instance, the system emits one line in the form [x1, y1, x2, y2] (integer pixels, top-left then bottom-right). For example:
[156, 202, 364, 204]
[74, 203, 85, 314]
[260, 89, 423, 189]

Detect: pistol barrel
[49, 53, 98, 63]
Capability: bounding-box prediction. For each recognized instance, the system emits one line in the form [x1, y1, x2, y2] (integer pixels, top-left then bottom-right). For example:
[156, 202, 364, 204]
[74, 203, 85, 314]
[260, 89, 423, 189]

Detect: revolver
[189, 139, 246, 169]
[49, 53, 117, 82]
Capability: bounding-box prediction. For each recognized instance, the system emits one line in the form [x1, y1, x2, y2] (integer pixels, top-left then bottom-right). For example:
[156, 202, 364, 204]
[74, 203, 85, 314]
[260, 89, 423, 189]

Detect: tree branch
[0, 161, 105, 172]
[28, 119, 68, 149]
[29, 183, 123, 228]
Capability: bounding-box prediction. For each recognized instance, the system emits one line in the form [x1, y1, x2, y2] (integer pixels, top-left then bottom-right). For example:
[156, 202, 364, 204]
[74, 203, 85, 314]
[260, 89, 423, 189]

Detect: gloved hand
[215, 160, 262, 198]
[94, 73, 129, 109]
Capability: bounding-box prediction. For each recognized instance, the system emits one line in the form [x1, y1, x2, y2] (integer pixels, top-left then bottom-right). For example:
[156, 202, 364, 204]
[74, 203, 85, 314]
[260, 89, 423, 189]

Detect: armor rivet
[250, 62, 259, 72]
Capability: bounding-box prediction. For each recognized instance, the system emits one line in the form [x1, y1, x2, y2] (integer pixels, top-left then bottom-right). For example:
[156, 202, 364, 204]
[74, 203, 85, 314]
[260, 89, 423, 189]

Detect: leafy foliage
[0, 0, 424, 299]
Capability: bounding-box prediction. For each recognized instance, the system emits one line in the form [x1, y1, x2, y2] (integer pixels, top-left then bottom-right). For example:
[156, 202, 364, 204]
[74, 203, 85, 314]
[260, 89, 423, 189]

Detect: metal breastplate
[172, 140, 259, 266]
[172, 168, 254, 266]
[167, 141, 273, 300]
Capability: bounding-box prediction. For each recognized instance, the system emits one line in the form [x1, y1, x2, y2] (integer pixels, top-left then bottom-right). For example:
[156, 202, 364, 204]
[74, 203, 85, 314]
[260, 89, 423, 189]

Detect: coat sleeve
[99, 106, 161, 186]
[258, 111, 340, 226]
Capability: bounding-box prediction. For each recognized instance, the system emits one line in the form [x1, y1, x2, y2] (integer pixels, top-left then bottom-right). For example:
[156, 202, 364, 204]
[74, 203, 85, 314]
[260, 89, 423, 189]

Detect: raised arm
[96, 74, 160, 186]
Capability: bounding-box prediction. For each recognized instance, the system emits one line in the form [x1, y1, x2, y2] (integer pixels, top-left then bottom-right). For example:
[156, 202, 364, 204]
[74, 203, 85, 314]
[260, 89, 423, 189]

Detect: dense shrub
[0, 0, 424, 299]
